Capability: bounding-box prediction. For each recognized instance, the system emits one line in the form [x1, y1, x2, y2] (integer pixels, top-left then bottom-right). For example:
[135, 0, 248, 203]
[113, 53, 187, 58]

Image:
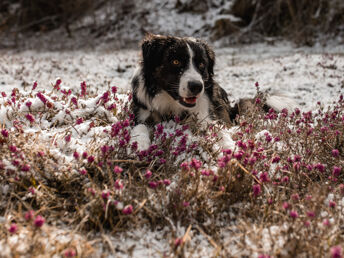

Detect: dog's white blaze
[179, 44, 204, 98]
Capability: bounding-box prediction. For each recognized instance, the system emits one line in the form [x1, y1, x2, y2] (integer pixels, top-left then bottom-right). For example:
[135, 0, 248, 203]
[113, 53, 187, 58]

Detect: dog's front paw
[131, 124, 151, 151]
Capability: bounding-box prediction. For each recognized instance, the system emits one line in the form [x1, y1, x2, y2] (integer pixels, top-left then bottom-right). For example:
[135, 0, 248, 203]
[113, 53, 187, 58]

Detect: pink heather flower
[329, 200, 336, 208]
[148, 181, 158, 189]
[265, 134, 272, 143]
[65, 134, 71, 142]
[291, 193, 300, 201]
[82, 152, 88, 159]
[12, 159, 20, 167]
[252, 184, 261, 197]
[306, 164, 313, 171]
[9, 145, 17, 152]
[294, 155, 301, 162]
[21, 164, 30, 172]
[25, 113, 35, 123]
[46, 101, 53, 109]
[32, 81, 38, 90]
[1, 91, 6, 97]
[79, 169, 87, 175]
[100, 91, 110, 103]
[201, 170, 211, 176]
[289, 210, 298, 219]
[122, 205, 133, 215]
[307, 211, 315, 218]
[339, 184, 344, 194]
[73, 151, 79, 160]
[28, 187, 35, 194]
[145, 170, 152, 179]
[175, 238, 183, 247]
[1, 129, 9, 138]
[332, 149, 340, 157]
[26, 101, 32, 108]
[180, 162, 189, 170]
[114, 166, 123, 174]
[259, 172, 270, 183]
[76, 117, 83, 124]
[114, 179, 124, 190]
[332, 166, 341, 177]
[315, 163, 325, 173]
[8, 223, 18, 234]
[293, 162, 301, 172]
[87, 156, 95, 163]
[163, 179, 171, 186]
[190, 158, 202, 169]
[304, 221, 311, 227]
[111, 86, 117, 94]
[272, 156, 280, 163]
[64, 248, 76, 257]
[183, 201, 190, 207]
[71, 97, 78, 106]
[131, 141, 138, 151]
[24, 210, 35, 221]
[34, 215, 45, 228]
[331, 245, 342, 258]
[37, 92, 47, 104]
[100, 145, 109, 155]
[88, 188, 96, 196]
[323, 219, 330, 226]
[159, 158, 166, 164]
[233, 151, 244, 160]
[101, 191, 110, 200]
[282, 202, 290, 210]
[80, 81, 87, 97]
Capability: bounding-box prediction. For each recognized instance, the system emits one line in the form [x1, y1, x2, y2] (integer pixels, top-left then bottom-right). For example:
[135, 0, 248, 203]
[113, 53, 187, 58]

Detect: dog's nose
[187, 81, 203, 95]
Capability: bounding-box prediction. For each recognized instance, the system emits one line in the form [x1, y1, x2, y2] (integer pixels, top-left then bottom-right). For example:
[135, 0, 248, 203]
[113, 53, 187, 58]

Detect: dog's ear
[141, 34, 168, 73]
[198, 39, 215, 77]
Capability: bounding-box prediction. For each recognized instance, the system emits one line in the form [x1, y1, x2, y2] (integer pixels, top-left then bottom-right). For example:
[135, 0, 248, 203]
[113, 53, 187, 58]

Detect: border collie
[130, 34, 296, 150]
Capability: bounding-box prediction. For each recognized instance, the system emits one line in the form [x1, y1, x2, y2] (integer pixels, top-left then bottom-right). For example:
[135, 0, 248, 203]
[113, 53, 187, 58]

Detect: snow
[0, 40, 343, 257]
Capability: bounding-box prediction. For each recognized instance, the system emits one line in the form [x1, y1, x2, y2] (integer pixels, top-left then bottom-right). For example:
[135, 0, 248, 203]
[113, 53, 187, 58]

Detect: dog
[130, 34, 296, 150]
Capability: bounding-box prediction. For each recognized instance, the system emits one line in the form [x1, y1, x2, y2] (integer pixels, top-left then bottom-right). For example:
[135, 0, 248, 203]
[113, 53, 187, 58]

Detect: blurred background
[1, 0, 343, 50]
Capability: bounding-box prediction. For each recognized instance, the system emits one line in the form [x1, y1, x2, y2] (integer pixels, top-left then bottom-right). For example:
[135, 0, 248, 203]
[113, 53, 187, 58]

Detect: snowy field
[0, 42, 344, 257]
[1, 42, 343, 109]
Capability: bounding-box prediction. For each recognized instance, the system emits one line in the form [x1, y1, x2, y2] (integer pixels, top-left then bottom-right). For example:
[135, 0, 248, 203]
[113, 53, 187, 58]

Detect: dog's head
[141, 34, 215, 108]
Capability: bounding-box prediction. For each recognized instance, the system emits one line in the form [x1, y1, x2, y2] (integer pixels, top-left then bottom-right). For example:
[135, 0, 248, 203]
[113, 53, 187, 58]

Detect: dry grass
[0, 80, 344, 257]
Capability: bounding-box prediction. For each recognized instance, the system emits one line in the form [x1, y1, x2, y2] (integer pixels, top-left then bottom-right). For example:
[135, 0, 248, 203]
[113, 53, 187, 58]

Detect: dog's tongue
[183, 97, 197, 104]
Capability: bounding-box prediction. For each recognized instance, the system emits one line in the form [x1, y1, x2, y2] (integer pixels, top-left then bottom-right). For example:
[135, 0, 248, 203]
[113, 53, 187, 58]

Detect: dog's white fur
[179, 44, 204, 98]
[266, 92, 298, 113]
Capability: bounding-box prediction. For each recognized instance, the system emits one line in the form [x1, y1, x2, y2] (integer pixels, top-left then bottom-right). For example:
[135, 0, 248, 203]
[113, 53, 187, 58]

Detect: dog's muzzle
[178, 80, 203, 108]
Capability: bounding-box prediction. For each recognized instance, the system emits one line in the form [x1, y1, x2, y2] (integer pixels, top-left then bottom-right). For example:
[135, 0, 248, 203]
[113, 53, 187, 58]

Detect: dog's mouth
[179, 96, 198, 108]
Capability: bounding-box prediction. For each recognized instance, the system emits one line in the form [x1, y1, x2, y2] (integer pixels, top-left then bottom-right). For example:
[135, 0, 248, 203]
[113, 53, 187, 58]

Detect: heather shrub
[0, 80, 343, 256]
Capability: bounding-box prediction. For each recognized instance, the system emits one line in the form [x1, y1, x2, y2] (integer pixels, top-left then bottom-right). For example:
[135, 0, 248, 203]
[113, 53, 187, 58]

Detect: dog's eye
[199, 63, 205, 69]
[172, 60, 180, 66]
